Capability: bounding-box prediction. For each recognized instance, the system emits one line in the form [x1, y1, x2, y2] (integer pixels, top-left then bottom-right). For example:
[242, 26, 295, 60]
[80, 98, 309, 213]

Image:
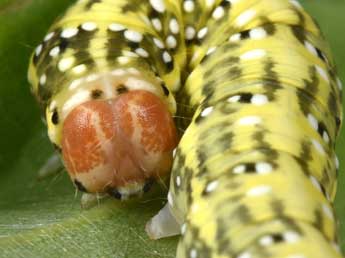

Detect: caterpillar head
[54, 73, 178, 199]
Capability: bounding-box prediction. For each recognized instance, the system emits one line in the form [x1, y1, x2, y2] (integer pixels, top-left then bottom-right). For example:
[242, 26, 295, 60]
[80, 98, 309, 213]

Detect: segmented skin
[28, 0, 343, 257]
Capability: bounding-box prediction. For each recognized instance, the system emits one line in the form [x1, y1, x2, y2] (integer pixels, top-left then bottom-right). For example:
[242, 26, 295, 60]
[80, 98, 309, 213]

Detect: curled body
[28, 0, 343, 257]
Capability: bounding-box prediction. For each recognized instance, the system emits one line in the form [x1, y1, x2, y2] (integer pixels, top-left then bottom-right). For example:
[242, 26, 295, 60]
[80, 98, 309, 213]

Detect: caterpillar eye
[61, 90, 178, 194]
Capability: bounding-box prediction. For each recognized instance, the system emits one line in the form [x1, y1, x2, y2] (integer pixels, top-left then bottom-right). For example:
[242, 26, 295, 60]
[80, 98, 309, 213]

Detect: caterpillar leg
[146, 203, 181, 240]
[37, 153, 63, 180]
[80, 192, 107, 209]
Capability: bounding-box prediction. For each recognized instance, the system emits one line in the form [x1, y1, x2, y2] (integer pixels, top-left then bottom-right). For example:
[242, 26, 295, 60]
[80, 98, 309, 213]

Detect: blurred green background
[0, 0, 344, 257]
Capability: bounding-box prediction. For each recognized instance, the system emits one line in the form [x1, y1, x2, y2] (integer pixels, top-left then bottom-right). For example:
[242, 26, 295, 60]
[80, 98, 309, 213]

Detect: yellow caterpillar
[28, 0, 343, 257]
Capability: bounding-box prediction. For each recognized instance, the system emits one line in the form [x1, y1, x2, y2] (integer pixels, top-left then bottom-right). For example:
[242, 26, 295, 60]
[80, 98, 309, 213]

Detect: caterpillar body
[28, 0, 343, 257]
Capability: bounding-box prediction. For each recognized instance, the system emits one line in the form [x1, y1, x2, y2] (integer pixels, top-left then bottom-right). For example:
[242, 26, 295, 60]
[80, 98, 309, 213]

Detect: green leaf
[0, 1, 344, 257]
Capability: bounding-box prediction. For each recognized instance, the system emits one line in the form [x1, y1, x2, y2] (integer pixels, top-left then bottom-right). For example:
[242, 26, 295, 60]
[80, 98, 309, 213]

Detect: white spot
[44, 31, 55, 41]
[229, 33, 241, 42]
[290, 0, 303, 9]
[190, 249, 197, 258]
[39, 74, 47, 85]
[255, 162, 273, 174]
[191, 203, 199, 213]
[153, 38, 164, 49]
[108, 23, 125, 31]
[235, 9, 256, 27]
[206, 0, 215, 7]
[309, 175, 322, 192]
[86, 74, 99, 82]
[237, 252, 252, 258]
[322, 203, 334, 220]
[334, 155, 339, 170]
[237, 116, 262, 126]
[49, 101, 57, 111]
[167, 191, 173, 206]
[162, 51, 172, 63]
[81, 22, 97, 31]
[69, 79, 83, 90]
[166, 35, 177, 49]
[323, 131, 330, 143]
[307, 113, 318, 131]
[247, 185, 271, 197]
[173, 148, 177, 157]
[58, 57, 75, 72]
[227, 95, 241, 103]
[336, 77, 343, 90]
[249, 27, 267, 39]
[117, 56, 130, 64]
[183, 0, 195, 12]
[181, 223, 187, 234]
[205, 180, 219, 193]
[135, 48, 149, 57]
[312, 138, 325, 155]
[200, 106, 213, 117]
[233, 164, 246, 174]
[122, 50, 138, 58]
[127, 67, 140, 75]
[185, 26, 196, 40]
[212, 6, 225, 20]
[62, 90, 90, 114]
[304, 41, 318, 56]
[149, 0, 166, 13]
[35, 44, 43, 56]
[197, 27, 208, 39]
[176, 176, 181, 187]
[283, 231, 300, 243]
[49, 46, 60, 57]
[111, 70, 126, 77]
[241, 49, 266, 60]
[259, 235, 274, 246]
[169, 18, 179, 34]
[251, 94, 268, 105]
[151, 18, 162, 31]
[124, 30, 143, 42]
[72, 64, 87, 74]
[315, 65, 329, 83]
[61, 27, 78, 38]
[206, 46, 217, 55]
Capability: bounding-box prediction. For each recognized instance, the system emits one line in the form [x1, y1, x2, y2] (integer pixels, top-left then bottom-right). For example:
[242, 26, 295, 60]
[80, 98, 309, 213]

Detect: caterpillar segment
[147, 0, 343, 258]
[27, 0, 343, 257]
[28, 0, 184, 198]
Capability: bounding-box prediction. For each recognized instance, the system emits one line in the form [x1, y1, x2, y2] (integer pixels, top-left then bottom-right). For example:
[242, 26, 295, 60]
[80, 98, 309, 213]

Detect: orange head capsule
[61, 90, 178, 199]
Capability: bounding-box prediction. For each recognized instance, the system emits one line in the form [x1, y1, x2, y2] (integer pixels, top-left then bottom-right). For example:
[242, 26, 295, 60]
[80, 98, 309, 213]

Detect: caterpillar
[28, 0, 343, 257]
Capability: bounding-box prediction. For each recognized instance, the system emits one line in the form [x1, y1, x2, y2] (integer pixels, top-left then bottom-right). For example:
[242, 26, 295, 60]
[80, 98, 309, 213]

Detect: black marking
[51, 109, 59, 125]
[91, 89, 103, 99]
[239, 93, 253, 103]
[220, 0, 231, 7]
[108, 188, 122, 199]
[85, 0, 101, 10]
[116, 84, 128, 94]
[240, 30, 250, 40]
[53, 143, 62, 153]
[122, 1, 142, 13]
[74, 179, 88, 193]
[316, 47, 327, 62]
[263, 23, 276, 35]
[291, 26, 306, 44]
[143, 179, 154, 193]
[271, 233, 285, 243]
[161, 82, 170, 96]
[271, 199, 285, 216]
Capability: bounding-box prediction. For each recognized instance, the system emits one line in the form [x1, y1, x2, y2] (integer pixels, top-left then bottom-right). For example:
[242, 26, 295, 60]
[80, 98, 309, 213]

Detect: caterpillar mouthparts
[61, 89, 178, 197]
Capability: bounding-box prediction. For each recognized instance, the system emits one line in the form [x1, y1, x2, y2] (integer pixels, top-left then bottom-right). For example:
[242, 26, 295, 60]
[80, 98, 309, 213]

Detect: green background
[0, 0, 344, 257]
